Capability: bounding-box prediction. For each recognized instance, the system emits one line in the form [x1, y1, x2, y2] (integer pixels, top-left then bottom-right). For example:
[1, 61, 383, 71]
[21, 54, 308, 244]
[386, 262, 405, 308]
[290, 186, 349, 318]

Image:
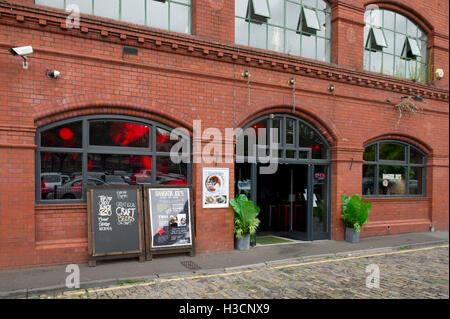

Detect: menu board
[87, 186, 144, 265]
[202, 168, 229, 208]
[146, 187, 193, 249]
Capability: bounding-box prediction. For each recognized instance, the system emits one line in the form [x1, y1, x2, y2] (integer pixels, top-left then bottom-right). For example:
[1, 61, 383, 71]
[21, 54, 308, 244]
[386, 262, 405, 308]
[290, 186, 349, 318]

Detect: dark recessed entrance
[235, 114, 331, 241]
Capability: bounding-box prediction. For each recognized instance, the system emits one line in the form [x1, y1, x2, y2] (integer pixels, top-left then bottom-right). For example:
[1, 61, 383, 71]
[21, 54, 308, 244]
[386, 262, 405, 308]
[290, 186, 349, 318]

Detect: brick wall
[0, 0, 447, 269]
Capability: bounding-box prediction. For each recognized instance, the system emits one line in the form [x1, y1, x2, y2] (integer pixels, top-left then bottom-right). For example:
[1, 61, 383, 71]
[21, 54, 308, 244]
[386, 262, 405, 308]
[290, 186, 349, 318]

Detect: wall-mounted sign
[144, 185, 195, 260]
[87, 186, 145, 266]
[202, 168, 229, 208]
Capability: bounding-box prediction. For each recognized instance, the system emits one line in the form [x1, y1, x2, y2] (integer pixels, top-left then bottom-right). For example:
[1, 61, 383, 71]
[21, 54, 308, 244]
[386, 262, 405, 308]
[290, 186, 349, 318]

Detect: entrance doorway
[235, 114, 331, 241]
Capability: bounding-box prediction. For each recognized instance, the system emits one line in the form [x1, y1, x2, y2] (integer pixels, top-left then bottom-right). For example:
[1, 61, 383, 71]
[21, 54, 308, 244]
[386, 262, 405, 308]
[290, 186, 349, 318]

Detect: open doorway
[235, 114, 331, 242]
[257, 164, 308, 239]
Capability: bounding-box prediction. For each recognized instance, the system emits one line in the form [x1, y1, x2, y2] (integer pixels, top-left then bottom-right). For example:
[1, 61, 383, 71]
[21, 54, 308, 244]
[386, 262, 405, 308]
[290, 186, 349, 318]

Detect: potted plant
[342, 194, 371, 243]
[230, 194, 261, 251]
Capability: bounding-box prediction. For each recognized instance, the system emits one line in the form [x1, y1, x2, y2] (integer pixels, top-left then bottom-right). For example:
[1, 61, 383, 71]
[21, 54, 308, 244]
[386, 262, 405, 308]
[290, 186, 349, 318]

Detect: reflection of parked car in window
[48, 178, 106, 199]
[42, 173, 63, 190]
[131, 169, 152, 184]
[158, 173, 188, 185]
[105, 175, 128, 185]
[71, 172, 106, 181]
[61, 175, 70, 184]
[41, 178, 51, 199]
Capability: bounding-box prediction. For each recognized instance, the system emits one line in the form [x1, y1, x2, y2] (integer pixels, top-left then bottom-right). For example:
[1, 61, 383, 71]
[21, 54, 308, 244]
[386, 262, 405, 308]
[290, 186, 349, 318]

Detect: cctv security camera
[9, 46, 33, 69]
[9, 46, 33, 57]
[47, 70, 61, 79]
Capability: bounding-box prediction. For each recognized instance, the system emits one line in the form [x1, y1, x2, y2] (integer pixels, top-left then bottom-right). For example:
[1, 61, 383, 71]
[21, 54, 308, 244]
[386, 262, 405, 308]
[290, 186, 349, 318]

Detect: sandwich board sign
[87, 185, 145, 266]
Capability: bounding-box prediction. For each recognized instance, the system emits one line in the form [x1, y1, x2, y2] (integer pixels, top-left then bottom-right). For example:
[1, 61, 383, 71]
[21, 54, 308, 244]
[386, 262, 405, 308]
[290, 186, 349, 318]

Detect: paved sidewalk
[0, 231, 448, 298]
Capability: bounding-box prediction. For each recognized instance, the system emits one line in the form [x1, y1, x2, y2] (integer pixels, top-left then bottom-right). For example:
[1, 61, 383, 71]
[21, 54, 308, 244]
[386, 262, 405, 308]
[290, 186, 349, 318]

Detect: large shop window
[362, 141, 426, 197]
[35, 0, 192, 34]
[363, 8, 428, 82]
[37, 116, 191, 203]
[235, 0, 332, 62]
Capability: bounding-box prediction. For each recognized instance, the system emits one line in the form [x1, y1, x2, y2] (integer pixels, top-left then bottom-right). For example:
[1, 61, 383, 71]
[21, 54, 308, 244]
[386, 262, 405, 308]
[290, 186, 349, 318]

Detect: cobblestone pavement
[38, 245, 448, 299]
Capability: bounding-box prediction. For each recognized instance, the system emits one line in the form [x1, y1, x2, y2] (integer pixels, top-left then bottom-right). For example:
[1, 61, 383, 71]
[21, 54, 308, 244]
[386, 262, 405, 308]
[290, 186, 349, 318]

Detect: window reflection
[38, 117, 191, 202]
[41, 121, 82, 148]
[156, 156, 188, 185]
[362, 142, 425, 196]
[364, 8, 428, 82]
[235, 0, 331, 61]
[40, 152, 83, 200]
[378, 165, 406, 195]
[90, 121, 150, 148]
[35, 0, 191, 34]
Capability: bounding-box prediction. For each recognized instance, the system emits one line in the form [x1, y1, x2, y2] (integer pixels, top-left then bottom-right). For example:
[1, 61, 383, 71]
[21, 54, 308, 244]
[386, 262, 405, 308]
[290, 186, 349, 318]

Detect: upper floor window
[364, 8, 428, 82]
[235, 0, 332, 62]
[35, 0, 192, 34]
[362, 141, 426, 197]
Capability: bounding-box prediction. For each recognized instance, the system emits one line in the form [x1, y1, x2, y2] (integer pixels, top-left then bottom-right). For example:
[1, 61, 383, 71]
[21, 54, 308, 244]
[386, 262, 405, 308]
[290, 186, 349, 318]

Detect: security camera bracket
[22, 56, 28, 69]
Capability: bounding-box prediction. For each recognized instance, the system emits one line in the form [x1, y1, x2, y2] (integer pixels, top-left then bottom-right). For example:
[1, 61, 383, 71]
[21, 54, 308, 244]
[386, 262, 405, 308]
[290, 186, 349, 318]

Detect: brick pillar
[330, 1, 365, 71]
[430, 32, 449, 89]
[192, 135, 235, 254]
[331, 146, 364, 240]
[0, 130, 36, 269]
[192, 0, 235, 44]
[427, 154, 450, 231]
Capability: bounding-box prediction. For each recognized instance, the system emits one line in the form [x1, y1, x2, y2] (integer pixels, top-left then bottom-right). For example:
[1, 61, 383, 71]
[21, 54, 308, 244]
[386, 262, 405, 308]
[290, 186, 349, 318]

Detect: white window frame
[402, 37, 422, 59]
[365, 27, 388, 51]
[297, 5, 321, 35]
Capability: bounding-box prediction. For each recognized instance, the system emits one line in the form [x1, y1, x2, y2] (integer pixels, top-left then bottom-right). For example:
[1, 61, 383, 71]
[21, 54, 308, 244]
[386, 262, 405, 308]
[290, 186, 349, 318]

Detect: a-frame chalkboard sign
[87, 185, 145, 266]
[143, 185, 195, 261]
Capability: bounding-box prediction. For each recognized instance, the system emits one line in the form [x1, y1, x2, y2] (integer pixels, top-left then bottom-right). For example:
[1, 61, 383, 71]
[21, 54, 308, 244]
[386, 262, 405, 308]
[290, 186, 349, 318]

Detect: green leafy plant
[230, 194, 261, 239]
[341, 194, 371, 233]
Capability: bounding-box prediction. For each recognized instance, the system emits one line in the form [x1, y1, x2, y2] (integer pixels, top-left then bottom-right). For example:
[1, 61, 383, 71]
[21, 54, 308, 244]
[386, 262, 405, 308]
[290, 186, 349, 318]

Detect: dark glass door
[288, 164, 309, 240]
[237, 162, 329, 241]
[312, 165, 330, 240]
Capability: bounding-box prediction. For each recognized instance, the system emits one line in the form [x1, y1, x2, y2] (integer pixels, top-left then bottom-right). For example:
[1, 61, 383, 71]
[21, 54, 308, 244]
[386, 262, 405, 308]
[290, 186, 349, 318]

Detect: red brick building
[0, 0, 448, 269]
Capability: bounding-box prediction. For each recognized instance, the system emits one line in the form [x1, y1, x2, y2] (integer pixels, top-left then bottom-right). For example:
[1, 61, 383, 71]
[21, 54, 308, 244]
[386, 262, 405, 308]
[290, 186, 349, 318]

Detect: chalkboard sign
[87, 185, 145, 266]
[144, 185, 195, 260]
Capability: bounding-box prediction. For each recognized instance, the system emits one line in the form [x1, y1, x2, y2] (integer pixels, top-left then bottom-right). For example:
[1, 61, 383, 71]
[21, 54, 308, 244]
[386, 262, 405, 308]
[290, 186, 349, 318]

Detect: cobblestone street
[38, 245, 449, 299]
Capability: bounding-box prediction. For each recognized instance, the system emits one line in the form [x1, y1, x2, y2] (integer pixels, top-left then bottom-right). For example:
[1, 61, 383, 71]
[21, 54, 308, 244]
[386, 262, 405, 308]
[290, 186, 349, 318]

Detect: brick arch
[33, 93, 193, 133]
[365, 0, 434, 35]
[363, 133, 433, 155]
[236, 104, 340, 148]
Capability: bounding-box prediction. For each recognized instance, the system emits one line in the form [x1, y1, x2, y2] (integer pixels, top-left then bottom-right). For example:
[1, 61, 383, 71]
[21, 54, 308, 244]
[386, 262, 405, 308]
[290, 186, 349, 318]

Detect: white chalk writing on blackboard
[116, 201, 136, 225]
[98, 195, 112, 216]
[117, 191, 128, 200]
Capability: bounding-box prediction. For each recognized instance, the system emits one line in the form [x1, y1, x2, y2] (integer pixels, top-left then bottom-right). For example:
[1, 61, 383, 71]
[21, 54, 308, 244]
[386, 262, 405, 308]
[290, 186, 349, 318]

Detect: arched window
[35, 0, 192, 34]
[235, 0, 332, 62]
[362, 141, 426, 196]
[363, 8, 428, 82]
[36, 115, 191, 203]
[237, 114, 330, 162]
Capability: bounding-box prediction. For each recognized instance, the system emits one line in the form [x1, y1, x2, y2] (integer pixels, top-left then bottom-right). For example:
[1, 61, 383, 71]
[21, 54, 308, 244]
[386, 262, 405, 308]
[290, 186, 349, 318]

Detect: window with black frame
[362, 141, 426, 196]
[37, 116, 191, 203]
